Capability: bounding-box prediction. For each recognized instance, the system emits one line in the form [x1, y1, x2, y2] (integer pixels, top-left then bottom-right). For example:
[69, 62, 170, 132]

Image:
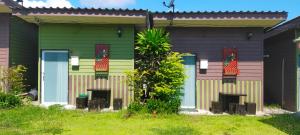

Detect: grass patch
[0, 106, 299, 135]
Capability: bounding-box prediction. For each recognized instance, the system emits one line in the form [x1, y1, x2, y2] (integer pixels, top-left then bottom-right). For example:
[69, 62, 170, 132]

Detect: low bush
[128, 102, 144, 113]
[128, 98, 181, 114]
[146, 98, 180, 114]
[0, 92, 22, 109]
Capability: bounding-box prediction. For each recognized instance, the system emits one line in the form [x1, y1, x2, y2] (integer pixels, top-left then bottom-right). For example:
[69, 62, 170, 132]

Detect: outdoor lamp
[247, 32, 253, 40]
[294, 37, 300, 48]
[117, 27, 123, 38]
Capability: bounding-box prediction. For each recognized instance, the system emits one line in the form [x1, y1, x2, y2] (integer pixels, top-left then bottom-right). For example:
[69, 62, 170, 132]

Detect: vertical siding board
[86, 75, 89, 98]
[110, 76, 113, 107]
[124, 76, 128, 106]
[91, 75, 94, 88]
[233, 80, 236, 94]
[245, 81, 249, 102]
[196, 80, 200, 109]
[79, 75, 82, 95]
[118, 76, 121, 98]
[96, 78, 99, 89]
[120, 76, 124, 104]
[260, 81, 263, 111]
[251, 81, 254, 103]
[104, 77, 107, 89]
[114, 76, 117, 99]
[219, 80, 223, 95]
[241, 81, 245, 103]
[201, 80, 204, 109]
[207, 80, 210, 110]
[122, 76, 126, 106]
[210, 80, 213, 109]
[68, 75, 72, 104]
[74, 75, 77, 102]
[83, 75, 86, 94]
[214, 80, 218, 102]
[223, 80, 227, 94]
[255, 81, 259, 110]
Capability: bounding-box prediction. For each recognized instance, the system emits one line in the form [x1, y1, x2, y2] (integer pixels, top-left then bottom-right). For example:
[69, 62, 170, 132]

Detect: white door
[42, 50, 68, 105]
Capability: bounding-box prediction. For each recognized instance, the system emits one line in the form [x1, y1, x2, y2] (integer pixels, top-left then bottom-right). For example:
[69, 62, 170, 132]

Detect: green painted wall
[10, 16, 38, 89]
[39, 24, 134, 75]
[38, 24, 135, 103]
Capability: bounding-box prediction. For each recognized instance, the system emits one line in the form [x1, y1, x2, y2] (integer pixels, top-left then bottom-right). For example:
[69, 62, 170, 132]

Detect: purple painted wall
[168, 27, 264, 81]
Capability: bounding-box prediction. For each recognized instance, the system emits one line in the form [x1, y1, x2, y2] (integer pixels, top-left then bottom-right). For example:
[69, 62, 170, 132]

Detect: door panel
[42, 51, 68, 105]
[181, 55, 196, 108]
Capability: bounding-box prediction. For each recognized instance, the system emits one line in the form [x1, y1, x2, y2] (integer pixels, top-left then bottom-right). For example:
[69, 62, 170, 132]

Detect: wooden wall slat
[196, 79, 263, 111]
[68, 75, 132, 107]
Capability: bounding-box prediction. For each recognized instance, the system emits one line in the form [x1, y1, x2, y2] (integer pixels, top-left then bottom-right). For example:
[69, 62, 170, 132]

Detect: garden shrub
[146, 98, 181, 114]
[126, 28, 185, 114]
[127, 102, 144, 113]
[0, 65, 28, 94]
[0, 92, 22, 109]
[127, 29, 185, 113]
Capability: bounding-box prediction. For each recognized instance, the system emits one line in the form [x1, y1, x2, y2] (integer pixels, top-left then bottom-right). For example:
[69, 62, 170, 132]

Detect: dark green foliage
[0, 92, 22, 109]
[146, 98, 181, 114]
[127, 29, 185, 114]
[127, 102, 144, 113]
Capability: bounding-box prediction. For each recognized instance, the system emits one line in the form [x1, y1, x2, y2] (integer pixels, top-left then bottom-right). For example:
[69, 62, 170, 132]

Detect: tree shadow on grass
[260, 114, 300, 135]
[150, 126, 201, 135]
[39, 127, 65, 135]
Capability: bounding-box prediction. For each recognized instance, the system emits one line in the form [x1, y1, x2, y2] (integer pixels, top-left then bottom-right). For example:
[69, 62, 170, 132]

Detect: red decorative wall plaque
[223, 48, 240, 76]
[95, 44, 109, 72]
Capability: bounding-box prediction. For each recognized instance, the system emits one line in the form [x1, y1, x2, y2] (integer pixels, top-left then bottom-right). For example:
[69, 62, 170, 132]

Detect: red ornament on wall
[95, 44, 109, 72]
[223, 48, 240, 76]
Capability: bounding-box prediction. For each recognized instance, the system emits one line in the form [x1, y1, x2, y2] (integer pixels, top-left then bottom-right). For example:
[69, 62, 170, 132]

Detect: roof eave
[152, 11, 287, 28]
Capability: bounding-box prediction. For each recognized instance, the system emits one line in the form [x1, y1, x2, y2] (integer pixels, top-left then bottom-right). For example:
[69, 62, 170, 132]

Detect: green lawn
[0, 106, 299, 135]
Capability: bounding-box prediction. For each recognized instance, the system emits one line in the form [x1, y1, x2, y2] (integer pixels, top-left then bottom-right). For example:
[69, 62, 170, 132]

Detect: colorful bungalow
[2, 0, 288, 112]
[0, 0, 38, 90]
[264, 16, 300, 111]
[12, 7, 147, 108]
[152, 11, 286, 112]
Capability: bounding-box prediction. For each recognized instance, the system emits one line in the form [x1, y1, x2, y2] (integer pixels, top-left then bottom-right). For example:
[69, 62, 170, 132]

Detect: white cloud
[79, 0, 135, 8]
[22, 0, 73, 8]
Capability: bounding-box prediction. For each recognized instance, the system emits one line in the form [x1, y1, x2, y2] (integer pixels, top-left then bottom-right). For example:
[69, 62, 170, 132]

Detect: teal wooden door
[181, 55, 196, 109]
[42, 51, 68, 105]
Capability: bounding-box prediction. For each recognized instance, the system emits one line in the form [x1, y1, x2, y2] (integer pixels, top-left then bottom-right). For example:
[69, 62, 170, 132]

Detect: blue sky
[23, 0, 300, 20]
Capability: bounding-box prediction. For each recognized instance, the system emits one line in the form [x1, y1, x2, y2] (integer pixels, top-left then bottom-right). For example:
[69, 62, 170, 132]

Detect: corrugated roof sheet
[153, 10, 287, 14]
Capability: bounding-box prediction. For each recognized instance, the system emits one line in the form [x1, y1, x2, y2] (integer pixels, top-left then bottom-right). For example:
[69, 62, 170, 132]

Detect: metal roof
[1, 0, 288, 27]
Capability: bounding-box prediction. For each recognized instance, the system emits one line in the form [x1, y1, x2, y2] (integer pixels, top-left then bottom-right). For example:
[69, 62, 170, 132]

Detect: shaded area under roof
[265, 16, 300, 39]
